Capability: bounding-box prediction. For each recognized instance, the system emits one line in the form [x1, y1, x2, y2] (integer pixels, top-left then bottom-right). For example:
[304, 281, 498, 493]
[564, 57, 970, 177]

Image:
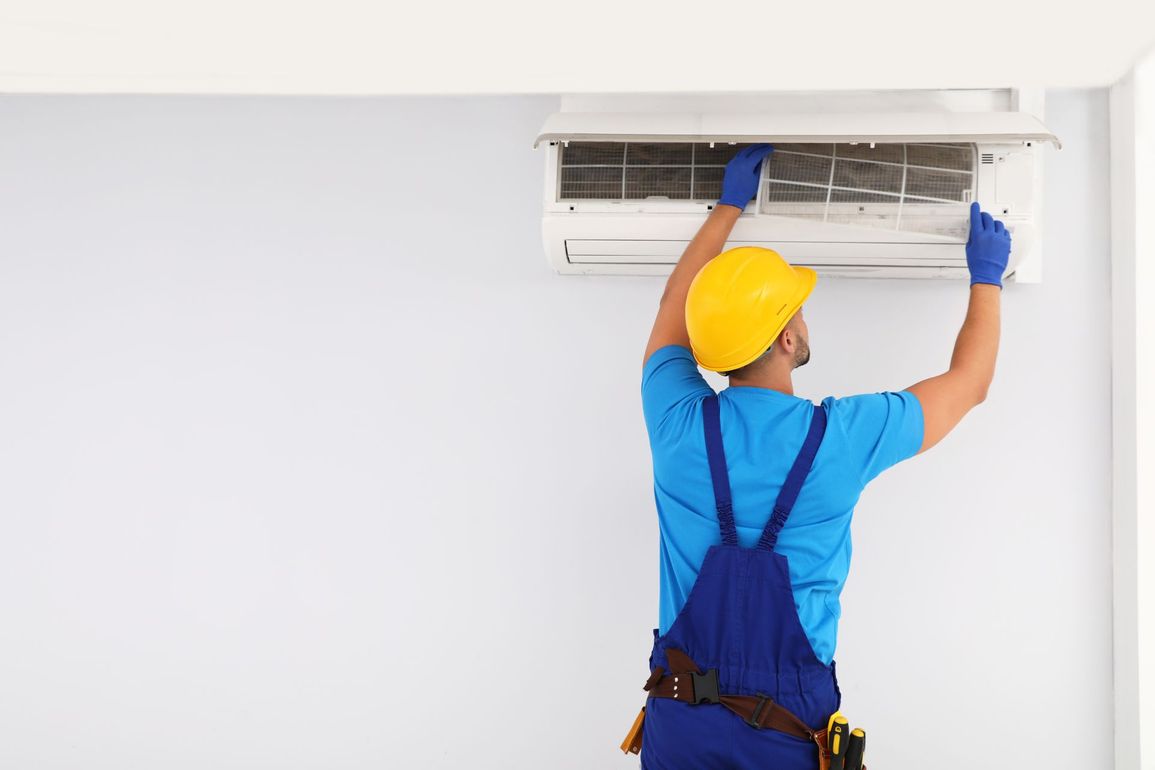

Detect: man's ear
[777, 325, 794, 354]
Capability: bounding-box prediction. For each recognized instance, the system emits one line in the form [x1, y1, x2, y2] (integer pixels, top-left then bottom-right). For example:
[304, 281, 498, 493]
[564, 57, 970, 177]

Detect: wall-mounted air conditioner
[535, 91, 1060, 281]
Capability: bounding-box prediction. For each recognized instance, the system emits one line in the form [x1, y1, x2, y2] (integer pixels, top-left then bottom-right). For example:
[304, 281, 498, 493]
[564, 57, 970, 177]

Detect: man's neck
[727, 368, 795, 396]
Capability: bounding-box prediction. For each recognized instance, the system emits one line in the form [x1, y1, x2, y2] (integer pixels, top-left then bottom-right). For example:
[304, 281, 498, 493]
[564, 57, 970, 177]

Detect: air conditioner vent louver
[981, 153, 996, 164]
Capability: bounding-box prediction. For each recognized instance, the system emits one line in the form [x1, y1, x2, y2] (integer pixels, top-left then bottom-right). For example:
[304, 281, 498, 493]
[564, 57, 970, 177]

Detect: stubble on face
[794, 332, 811, 369]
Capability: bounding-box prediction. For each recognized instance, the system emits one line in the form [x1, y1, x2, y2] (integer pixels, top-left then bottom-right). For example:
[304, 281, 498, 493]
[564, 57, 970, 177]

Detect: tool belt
[625, 647, 831, 765]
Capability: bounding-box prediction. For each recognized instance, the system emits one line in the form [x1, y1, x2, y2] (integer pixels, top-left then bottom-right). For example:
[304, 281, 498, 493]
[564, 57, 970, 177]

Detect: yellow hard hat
[685, 247, 817, 372]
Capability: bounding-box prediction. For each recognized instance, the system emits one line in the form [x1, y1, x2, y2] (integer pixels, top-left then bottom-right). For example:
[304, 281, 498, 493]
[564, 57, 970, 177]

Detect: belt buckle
[689, 669, 719, 704]
[745, 693, 772, 729]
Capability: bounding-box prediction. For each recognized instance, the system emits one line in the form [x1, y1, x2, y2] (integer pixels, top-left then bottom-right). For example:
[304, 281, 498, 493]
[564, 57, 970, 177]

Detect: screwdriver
[827, 713, 850, 770]
[845, 728, 866, 770]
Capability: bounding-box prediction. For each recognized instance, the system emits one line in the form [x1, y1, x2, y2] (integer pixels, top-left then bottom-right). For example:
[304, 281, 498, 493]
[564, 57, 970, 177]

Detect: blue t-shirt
[642, 345, 924, 665]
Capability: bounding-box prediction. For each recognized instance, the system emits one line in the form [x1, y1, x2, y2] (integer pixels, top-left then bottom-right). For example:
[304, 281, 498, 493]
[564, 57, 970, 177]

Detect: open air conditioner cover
[536, 102, 1058, 280]
[533, 110, 1061, 149]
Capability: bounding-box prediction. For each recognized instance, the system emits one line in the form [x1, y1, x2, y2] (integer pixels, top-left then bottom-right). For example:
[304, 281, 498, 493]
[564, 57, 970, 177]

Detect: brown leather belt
[643, 648, 829, 758]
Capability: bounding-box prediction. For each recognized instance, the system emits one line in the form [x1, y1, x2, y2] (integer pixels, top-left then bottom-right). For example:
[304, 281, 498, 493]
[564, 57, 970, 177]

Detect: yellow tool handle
[845, 727, 866, 770]
[827, 713, 850, 770]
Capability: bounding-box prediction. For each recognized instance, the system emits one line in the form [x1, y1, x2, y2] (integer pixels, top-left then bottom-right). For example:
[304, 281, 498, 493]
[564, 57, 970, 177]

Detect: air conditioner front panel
[560, 240, 971, 279]
[566, 239, 966, 266]
[534, 110, 1061, 149]
[543, 214, 1036, 278]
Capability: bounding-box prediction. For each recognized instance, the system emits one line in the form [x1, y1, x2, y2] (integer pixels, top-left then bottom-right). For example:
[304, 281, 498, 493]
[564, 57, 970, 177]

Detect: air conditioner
[535, 96, 1060, 281]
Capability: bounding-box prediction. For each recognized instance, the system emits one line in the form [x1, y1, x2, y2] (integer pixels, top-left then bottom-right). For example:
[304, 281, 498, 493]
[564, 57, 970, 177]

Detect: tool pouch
[815, 728, 830, 770]
[816, 727, 868, 770]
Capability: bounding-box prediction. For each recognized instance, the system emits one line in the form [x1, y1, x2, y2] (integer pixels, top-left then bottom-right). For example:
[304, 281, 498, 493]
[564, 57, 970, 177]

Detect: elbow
[951, 366, 992, 406]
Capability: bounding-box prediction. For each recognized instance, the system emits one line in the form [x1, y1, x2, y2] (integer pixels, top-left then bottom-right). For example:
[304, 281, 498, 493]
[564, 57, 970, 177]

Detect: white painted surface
[0, 91, 1111, 769]
[0, 1, 1152, 95]
[1110, 49, 1155, 770]
[533, 108, 1060, 147]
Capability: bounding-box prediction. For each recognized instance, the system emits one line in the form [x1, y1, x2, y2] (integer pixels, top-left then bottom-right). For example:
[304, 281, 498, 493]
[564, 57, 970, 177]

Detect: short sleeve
[825, 390, 924, 484]
[641, 345, 713, 438]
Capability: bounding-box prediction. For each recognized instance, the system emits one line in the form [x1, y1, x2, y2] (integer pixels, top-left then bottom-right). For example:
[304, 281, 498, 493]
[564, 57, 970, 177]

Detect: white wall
[1111, 50, 1155, 770]
[0, 91, 1112, 769]
[1, 1, 1152, 95]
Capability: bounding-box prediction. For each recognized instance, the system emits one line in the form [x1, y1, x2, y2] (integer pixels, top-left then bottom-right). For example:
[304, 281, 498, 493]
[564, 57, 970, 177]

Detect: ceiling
[1, 0, 1152, 95]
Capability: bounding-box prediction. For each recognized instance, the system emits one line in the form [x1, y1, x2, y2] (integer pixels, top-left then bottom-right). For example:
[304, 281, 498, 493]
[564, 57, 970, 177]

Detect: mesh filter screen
[626, 143, 694, 166]
[558, 141, 976, 236]
[831, 158, 905, 193]
[558, 166, 623, 199]
[561, 142, 625, 166]
[907, 144, 972, 171]
[764, 152, 831, 185]
[905, 168, 973, 200]
[625, 167, 692, 199]
[762, 142, 975, 237]
[559, 141, 752, 201]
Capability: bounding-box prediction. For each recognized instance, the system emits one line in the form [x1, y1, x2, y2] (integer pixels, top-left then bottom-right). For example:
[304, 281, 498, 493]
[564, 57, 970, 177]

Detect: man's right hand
[966, 201, 1012, 288]
[717, 144, 773, 211]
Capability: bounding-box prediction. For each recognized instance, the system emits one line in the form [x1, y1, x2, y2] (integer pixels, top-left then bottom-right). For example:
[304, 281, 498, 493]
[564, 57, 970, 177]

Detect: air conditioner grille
[561, 142, 626, 166]
[829, 157, 905, 193]
[558, 141, 977, 238]
[765, 182, 829, 203]
[905, 167, 973, 200]
[559, 141, 752, 200]
[760, 143, 977, 238]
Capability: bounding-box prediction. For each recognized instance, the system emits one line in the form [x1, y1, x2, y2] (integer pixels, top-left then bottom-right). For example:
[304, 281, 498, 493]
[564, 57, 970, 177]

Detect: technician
[636, 144, 1010, 769]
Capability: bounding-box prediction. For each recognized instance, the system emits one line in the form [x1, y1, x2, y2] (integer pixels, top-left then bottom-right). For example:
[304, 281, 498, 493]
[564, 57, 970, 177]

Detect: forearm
[659, 205, 742, 306]
[643, 144, 770, 364]
[643, 206, 742, 360]
[948, 284, 1001, 401]
[905, 203, 1009, 452]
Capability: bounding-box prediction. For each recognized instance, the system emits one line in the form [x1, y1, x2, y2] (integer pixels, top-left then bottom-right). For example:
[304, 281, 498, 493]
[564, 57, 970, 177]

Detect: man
[637, 144, 1009, 769]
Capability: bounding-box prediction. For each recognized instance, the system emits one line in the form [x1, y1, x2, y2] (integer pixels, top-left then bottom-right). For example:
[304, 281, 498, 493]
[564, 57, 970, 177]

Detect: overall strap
[756, 403, 828, 551]
[701, 395, 739, 547]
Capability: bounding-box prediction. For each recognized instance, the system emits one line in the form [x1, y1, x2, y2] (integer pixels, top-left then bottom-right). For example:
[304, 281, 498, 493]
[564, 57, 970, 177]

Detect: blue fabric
[756, 402, 826, 551]
[641, 399, 837, 769]
[701, 394, 738, 546]
[643, 693, 830, 770]
[641, 548, 841, 769]
[641, 345, 924, 665]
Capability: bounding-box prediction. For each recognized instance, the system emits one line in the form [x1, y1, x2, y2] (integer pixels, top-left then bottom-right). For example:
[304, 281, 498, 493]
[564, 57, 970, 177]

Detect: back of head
[685, 247, 816, 373]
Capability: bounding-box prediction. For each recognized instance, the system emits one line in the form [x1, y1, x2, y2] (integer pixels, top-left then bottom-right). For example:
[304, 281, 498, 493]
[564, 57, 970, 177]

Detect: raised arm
[643, 145, 773, 365]
[906, 202, 1011, 454]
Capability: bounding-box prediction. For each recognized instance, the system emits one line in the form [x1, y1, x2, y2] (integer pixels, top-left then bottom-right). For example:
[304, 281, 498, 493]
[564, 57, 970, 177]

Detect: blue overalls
[640, 394, 841, 770]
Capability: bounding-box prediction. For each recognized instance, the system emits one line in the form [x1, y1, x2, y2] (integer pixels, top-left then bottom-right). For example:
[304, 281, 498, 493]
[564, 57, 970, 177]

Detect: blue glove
[966, 201, 1012, 287]
[718, 144, 773, 210]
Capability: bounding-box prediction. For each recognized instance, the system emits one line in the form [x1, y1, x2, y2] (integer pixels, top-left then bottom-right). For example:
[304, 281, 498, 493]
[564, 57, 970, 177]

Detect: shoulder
[642, 344, 698, 381]
[641, 345, 714, 436]
[819, 391, 924, 482]
[821, 390, 922, 422]
[642, 345, 707, 400]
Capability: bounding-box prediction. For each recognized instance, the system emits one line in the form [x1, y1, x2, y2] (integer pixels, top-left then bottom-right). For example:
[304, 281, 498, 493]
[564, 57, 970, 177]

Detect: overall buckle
[689, 669, 719, 704]
[745, 693, 773, 729]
